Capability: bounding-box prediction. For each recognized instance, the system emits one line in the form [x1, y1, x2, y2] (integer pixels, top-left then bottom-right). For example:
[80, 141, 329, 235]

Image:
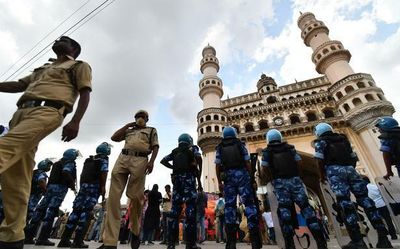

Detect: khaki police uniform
[0, 56, 92, 242]
[102, 126, 158, 246]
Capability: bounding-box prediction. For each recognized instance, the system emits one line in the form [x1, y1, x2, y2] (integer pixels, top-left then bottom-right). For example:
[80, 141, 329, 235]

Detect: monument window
[336, 92, 343, 99]
[206, 115, 211, 121]
[281, 98, 287, 101]
[245, 123, 255, 132]
[357, 82, 366, 88]
[221, 116, 225, 121]
[206, 80, 210, 85]
[258, 120, 269, 130]
[267, 86, 270, 91]
[200, 128, 204, 134]
[365, 94, 374, 101]
[214, 115, 219, 120]
[290, 115, 301, 124]
[330, 45, 336, 51]
[352, 98, 362, 106]
[215, 126, 220, 132]
[368, 81, 374, 87]
[322, 48, 329, 54]
[232, 125, 240, 134]
[377, 94, 384, 100]
[343, 104, 350, 112]
[306, 112, 318, 122]
[200, 117, 204, 123]
[323, 109, 335, 118]
[344, 85, 355, 93]
[206, 126, 211, 132]
[266, 96, 277, 104]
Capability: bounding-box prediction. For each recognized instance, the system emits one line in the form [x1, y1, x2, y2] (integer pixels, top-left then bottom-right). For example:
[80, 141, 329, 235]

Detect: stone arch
[289, 114, 301, 124]
[258, 120, 269, 130]
[306, 111, 318, 122]
[206, 126, 211, 132]
[357, 82, 366, 88]
[200, 117, 204, 123]
[352, 98, 362, 106]
[266, 96, 277, 104]
[206, 115, 211, 121]
[214, 114, 219, 120]
[200, 128, 204, 135]
[322, 108, 335, 118]
[344, 85, 355, 94]
[215, 126, 220, 132]
[336, 91, 343, 99]
[365, 94, 374, 102]
[343, 103, 350, 112]
[245, 123, 255, 132]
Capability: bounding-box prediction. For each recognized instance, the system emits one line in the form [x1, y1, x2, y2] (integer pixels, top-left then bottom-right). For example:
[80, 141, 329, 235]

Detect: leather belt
[121, 149, 148, 157]
[19, 99, 64, 110]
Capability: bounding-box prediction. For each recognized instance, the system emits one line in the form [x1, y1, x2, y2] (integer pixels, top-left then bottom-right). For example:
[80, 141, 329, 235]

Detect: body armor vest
[48, 159, 71, 185]
[31, 169, 44, 194]
[318, 133, 355, 166]
[379, 128, 400, 163]
[219, 138, 245, 169]
[265, 142, 298, 179]
[172, 145, 195, 174]
[80, 155, 103, 184]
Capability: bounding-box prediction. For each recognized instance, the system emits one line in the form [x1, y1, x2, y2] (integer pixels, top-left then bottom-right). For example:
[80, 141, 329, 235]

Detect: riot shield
[320, 181, 378, 248]
[267, 183, 317, 249]
[375, 176, 400, 234]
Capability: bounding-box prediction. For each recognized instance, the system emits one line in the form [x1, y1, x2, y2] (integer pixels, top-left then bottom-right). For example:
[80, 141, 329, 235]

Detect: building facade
[196, 12, 395, 194]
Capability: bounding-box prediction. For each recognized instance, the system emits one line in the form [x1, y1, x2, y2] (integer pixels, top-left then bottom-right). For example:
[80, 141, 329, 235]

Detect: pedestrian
[261, 129, 327, 249]
[214, 193, 225, 244]
[58, 142, 111, 248]
[160, 133, 202, 249]
[362, 175, 397, 239]
[314, 122, 393, 249]
[27, 159, 54, 222]
[373, 116, 400, 179]
[25, 148, 80, 246]
[196, 188, 208, 243]
[161, 184, 172, 244]
[0, 36, 91, 249]
[142, 184, 162, 245]
[97, 110, 159, 249]
[215, 126, 262, 249]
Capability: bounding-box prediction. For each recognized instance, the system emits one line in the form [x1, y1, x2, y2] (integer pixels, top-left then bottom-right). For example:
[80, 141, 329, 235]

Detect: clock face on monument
[274, 118, 283, 126]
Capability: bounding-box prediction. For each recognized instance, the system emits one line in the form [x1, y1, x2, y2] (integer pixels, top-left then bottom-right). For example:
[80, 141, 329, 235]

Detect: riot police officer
[374, 116, 400, 179]
[215, 126, 261, 249]
[160, 133, 202, 249]
[58, 142, 111, 248]
[261, 129, 327, 249]
[25, 148, 80, 246]
[314, 122, 392, 249]
[27, 158, 54, 222]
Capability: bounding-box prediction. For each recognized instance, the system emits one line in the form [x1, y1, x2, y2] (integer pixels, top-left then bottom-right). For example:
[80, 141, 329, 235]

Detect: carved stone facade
[197, 12, 395, 193]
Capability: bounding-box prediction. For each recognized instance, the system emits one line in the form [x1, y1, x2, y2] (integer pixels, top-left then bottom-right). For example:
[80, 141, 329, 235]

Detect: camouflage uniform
[25, 159, 76, 243]
[162, 144, 200, 248]
[27, 169, 48, 221]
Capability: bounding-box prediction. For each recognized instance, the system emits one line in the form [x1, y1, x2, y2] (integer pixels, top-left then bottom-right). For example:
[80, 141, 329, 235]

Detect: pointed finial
[299, 11, 303, 15]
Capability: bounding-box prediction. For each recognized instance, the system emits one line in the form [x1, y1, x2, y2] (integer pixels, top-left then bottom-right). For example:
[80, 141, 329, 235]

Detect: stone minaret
[197, 45, 227, 193]
[298, 12, 395, 178]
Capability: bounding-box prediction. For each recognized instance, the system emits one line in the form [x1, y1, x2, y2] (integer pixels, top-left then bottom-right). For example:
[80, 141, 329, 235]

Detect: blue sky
[0, 0, 399, 210]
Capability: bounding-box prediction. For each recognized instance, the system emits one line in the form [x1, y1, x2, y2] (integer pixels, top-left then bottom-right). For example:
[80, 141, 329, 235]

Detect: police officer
[160, 133, 202, 249]
[58, 142, 111, 248]
[25, 148, 80, 246]
[215, 126, 262, 249]
[373, 116, 400, 179]
[0, 36, 91, 249]
[98, 110, 159, 249]
[314, 122, 393, 249]
[27, 158, 54, 222]
[261, 129, 327, 249]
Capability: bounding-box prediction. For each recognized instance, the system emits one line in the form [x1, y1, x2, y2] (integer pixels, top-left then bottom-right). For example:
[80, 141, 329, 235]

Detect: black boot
[0, 240, 24, 249]
[249, 227, 262, 249]
[342, 228, 368, 249]
[376, 228, 393, 248]
[310, 228, 327, 249]
[130, 232, 140, 249]
[71, 229, 88, 248]
[225, 224, 237, 249]
[283, 235, 295, 249]
[24, 226, 36, 244]
[35, 223, 55, 246]
[57, 226, 74, 247]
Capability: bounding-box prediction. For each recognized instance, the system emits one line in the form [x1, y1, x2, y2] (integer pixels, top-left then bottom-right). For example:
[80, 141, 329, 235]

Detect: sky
[0, 0, 399, 211]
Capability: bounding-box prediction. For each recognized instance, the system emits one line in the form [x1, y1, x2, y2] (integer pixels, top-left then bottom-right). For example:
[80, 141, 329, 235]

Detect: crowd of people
[0, 35, 400, 249]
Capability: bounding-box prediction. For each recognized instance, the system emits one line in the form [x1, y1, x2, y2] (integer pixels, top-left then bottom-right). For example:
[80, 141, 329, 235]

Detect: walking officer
[215, 126, 262, 249]
[373, 116, 400, 179]
[261, 129, 327, 249]
[160, 133, 202, 249]
[0, 36, 92, 249]
[98, 110, 159, 249]
[314, 122, 393, 249]
[58, 142, 111, 248]
[25, 148, 80, 246]
[27, 158, 54, 222]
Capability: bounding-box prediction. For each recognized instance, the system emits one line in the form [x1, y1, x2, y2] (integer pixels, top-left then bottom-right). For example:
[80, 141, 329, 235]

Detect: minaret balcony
[312, 40, 351, 74]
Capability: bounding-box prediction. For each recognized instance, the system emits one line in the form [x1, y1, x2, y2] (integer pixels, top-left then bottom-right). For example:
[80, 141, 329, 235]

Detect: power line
[4, 0, 114, 81]
[0, 0, 91, 80]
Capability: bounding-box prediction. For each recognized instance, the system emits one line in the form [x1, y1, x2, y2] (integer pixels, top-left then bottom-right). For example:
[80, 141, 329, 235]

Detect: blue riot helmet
[37, 158, 53, 171]
[178, 133, 193, 145]
[266, 129, 282, 144]
[62, 149, 82, 161]
[314, 123, 333, 137]
[374, 116, 399, 131]
[96, 142, 112, 155]
[222, 126, 237, 139]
